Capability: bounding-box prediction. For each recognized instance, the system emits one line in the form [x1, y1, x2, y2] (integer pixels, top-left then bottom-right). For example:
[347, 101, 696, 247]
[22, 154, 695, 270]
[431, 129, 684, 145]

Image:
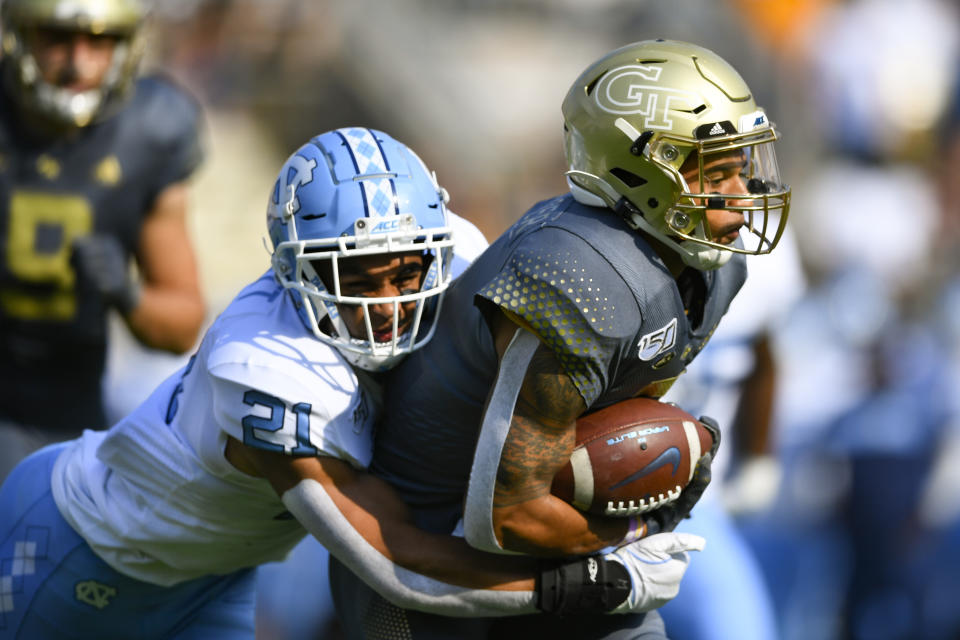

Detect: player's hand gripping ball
[551, 398, 716, 517]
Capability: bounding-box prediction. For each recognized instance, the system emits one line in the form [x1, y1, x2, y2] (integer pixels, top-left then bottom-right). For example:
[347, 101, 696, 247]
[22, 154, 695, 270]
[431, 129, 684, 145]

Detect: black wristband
[536, 555, 631, 615]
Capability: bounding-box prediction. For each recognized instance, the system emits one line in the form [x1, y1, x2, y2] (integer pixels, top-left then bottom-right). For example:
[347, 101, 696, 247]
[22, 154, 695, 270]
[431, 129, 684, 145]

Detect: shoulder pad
[131, 74, 203, 141]
[125, 73, 205, 181]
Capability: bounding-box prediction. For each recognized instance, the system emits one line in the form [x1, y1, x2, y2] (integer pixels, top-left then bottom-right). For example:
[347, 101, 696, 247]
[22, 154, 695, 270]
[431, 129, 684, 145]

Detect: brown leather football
[551, 397, 715, 517]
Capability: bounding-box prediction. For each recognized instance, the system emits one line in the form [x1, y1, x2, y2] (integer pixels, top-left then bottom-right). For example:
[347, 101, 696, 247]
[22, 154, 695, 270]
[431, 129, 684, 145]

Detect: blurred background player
[658, 225, 805, 640]
[737, 1, 960, 639]
[0, 127, 700, 638]
[329, 38, 791, 639]
[0, 0, 206, 482]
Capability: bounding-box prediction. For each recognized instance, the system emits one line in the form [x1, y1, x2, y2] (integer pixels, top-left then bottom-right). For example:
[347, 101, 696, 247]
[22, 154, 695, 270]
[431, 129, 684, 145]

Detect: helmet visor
[666, 127, 790, 256]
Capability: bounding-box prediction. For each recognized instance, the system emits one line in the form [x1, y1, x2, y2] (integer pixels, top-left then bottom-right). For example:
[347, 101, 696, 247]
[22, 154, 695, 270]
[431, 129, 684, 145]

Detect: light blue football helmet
[267, 127, 455, 372]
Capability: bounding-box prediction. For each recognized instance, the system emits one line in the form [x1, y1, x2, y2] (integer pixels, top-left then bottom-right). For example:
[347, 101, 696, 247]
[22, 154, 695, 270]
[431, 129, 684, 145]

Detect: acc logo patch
[75, 580, 117, 610]
[594, 64, 700, 130]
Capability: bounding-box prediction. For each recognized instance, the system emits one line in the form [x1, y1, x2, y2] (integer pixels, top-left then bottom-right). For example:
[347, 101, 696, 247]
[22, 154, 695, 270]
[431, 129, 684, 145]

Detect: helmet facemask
[266, 127, 456, 373]
[649, 121, 790, 269]
[273, 210, 454, 372]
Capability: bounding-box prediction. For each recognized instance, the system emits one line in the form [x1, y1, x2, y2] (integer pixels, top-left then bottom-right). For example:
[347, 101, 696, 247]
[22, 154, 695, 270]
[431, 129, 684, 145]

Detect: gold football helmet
[563, 39, 790, 270]
[1, 0, 144, 128]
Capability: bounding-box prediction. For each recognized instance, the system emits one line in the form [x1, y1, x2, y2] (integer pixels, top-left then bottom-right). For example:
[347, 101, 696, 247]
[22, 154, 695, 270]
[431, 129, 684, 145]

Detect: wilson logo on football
[594, 64, 700, 126]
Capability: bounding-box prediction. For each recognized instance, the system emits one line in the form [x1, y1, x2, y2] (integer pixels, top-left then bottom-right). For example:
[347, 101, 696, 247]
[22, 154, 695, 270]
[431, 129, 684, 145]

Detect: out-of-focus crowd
[86, 0, 960, 638]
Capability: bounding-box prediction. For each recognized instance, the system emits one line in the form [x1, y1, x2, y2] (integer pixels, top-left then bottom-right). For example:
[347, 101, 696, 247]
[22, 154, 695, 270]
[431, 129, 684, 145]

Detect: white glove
[607, 532, 705, 613]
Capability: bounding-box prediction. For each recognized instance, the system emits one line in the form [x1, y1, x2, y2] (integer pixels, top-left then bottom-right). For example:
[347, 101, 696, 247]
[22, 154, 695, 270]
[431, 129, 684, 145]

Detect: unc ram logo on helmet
[267, 127, 455, 372]
[562, 39, 790, 271]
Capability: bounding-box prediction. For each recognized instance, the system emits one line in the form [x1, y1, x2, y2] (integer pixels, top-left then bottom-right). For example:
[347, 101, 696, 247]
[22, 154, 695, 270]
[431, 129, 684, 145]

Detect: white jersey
[52, 273, 375, 586]
[51, 211, 487, 588]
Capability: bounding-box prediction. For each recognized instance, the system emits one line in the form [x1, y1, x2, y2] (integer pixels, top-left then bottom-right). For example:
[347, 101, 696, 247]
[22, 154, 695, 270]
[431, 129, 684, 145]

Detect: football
[551, 397, 715, 517]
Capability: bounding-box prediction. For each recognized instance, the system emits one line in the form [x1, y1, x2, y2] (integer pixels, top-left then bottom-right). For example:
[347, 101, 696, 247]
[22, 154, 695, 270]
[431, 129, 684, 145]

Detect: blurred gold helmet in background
[1, 0, 145, 129]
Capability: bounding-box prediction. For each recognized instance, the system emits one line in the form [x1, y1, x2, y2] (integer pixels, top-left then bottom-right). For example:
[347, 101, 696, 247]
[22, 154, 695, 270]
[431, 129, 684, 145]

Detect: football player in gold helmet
[334, 39, 792, 639]
[0, 0, 205, 481]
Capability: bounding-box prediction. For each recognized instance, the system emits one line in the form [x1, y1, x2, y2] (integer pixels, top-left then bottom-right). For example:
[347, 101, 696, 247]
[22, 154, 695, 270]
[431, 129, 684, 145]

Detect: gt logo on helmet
[595, 64, 699, 127]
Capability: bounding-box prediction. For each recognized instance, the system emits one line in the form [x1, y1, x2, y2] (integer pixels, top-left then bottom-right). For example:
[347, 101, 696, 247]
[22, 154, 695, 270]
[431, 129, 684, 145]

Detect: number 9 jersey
[0, 70, 203, 431]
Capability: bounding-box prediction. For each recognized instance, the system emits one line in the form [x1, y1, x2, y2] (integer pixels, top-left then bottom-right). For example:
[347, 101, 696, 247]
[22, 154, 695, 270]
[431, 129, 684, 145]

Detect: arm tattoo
[494, 344, 586, 508]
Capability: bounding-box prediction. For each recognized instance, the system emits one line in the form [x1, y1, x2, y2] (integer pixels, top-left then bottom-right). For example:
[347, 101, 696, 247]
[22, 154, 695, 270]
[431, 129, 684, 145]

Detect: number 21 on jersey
[165, 357, 319, 455]
[241, 390, 318, 455]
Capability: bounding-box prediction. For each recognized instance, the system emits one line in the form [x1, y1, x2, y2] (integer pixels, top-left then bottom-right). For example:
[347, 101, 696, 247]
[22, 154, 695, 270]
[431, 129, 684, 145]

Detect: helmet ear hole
[610, 168, 647, 189]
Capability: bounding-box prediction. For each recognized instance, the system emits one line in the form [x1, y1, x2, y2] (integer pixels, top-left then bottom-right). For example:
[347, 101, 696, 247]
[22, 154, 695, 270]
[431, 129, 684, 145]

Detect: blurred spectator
[738, 1, 960, 638]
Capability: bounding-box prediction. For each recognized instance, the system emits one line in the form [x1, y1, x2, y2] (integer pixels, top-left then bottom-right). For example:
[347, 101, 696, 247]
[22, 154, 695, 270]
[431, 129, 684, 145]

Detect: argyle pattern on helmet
[341, 127, 397, 217]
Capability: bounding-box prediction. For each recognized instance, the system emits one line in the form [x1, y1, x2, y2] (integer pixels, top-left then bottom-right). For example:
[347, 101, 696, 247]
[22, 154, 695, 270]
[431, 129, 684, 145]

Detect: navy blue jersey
[372, 194, 746, 532]
[0, 68, 204, 430]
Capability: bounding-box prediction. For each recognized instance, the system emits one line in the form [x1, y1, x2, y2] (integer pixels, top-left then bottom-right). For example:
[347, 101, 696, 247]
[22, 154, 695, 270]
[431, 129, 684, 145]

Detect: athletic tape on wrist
[622, 516, 646, 545]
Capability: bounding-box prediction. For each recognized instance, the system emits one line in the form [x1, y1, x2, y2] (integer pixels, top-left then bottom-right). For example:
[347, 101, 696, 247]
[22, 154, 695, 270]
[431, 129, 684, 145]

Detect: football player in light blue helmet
[267, 127, 456, 372]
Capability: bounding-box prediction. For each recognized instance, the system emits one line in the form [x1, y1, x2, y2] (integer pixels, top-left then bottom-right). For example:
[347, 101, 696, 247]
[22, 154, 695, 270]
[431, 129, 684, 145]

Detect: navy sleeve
[135, 74, 205, 194]
[475, 226, 639, 407]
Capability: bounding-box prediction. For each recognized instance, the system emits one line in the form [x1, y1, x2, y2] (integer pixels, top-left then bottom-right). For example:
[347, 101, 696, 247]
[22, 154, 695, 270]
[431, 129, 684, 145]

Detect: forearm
[235, 442, 668, 617]
[237, 444, 540, 616]
[493, 403, 629, 555]
[466, 324, 627, 556]
[733, 333, 776, 458]
[127, 181, 205, 353]
[494, 494, 628, 556]
[283, 478, 539, 617]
